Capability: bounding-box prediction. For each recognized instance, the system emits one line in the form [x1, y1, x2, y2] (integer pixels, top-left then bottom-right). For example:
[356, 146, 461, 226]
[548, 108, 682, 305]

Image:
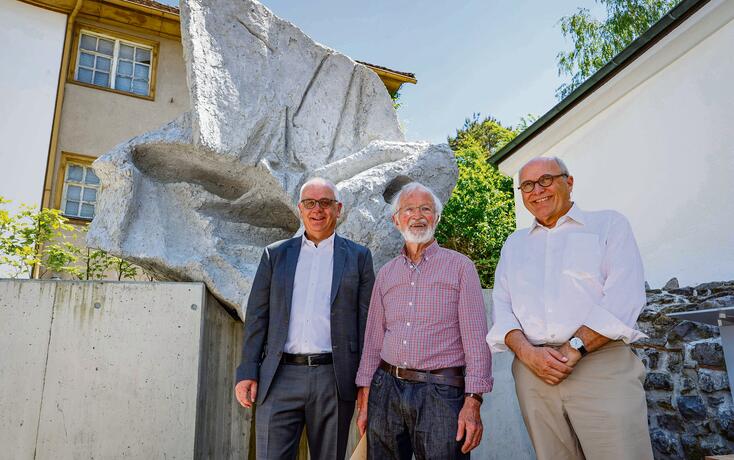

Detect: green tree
[0, 197, 143, 281]
[436, 115, 518, 287]
[391, 90, 402, 110]
[0, 198, 79, 278]
[556, 0, 681, 99]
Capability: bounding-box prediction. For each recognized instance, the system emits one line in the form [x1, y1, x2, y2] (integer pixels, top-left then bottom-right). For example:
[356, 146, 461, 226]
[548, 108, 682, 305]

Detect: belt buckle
[393, 366, 405, 380]
[307, 355, 317, 367]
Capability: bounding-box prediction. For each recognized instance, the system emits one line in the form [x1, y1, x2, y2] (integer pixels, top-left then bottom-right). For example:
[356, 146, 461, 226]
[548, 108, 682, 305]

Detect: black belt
[282, 353, 333, 366]
[379, 360, 465, 388]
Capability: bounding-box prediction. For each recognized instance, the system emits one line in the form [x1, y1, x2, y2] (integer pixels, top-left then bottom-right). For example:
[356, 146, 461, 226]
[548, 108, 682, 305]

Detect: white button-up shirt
[487, 204, 647, 352]
[284, 233, 335, 354]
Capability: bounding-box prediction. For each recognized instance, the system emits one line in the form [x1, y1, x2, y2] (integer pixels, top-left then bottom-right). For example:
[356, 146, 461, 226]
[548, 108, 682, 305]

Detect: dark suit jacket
[236, 234, 375, 403]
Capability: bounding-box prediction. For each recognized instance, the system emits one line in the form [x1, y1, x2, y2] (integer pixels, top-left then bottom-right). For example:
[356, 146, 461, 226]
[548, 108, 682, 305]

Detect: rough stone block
[86, 0, 458, 320]
[691, 341, 726, 368]
[645, 372, 674, 391]
[677, 395, 708, 421]
[681, 433, 706, 460]
[699, 368, 730, 393]
[650, 427, 681, 458]
[663, 277, 680, 290]
[657, 413, 684, 432]
[719, 405, 734, 441]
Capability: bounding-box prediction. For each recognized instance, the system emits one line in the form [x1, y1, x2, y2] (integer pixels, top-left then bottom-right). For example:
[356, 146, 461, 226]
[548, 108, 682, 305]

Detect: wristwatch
[465, 393, 483, 404]
[569, 337, 588, 357]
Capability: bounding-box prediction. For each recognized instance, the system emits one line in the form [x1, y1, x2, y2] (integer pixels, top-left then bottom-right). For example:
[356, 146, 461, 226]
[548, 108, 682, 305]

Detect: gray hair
[519, 156, 571, 177]
[551, 156, 570, 176]
[299, 177, 340, 202]
[390, 182, 443, 217]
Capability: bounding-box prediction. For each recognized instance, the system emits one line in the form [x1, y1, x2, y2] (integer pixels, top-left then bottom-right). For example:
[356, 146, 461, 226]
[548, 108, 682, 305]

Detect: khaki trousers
[512, 341, 654, 460]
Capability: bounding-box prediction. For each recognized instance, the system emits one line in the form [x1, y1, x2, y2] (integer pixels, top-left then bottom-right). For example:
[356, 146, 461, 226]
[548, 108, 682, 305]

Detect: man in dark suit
[235, 177, 375, 460]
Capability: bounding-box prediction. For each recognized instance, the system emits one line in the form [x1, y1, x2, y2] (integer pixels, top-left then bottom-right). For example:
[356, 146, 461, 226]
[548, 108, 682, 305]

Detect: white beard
[400, 225, 435, 245]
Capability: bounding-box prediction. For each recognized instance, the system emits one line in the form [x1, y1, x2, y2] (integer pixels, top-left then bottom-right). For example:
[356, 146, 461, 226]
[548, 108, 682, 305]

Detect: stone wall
[634, 280, 733, 459]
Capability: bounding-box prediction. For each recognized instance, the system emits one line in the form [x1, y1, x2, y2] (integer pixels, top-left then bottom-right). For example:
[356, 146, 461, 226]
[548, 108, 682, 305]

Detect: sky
[163, 0, 606, 144]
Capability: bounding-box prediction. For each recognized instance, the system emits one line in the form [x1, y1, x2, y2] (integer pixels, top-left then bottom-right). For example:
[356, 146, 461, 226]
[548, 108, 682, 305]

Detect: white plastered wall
[500, 0, 734, 288]
[0, 0, 66, 209]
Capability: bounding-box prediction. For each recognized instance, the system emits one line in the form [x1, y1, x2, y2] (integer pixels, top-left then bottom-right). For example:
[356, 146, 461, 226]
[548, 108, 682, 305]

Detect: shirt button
[406, 322, 411, 326]
[402, 340, 407, 345]
[403, 362, 408, 366]
[408, 302, 413, 306]
[410, 282, 415, 286]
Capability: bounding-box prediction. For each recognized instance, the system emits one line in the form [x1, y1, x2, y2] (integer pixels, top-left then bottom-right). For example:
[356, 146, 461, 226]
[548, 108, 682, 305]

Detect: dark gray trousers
[255, 363, 354, 460]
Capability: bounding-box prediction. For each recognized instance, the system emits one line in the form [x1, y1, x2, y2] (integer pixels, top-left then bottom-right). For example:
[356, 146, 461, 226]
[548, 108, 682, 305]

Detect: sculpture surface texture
[87, 0, 458, 319]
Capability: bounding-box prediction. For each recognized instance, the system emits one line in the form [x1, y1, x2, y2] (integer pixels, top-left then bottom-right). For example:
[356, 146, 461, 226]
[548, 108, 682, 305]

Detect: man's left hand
[558, 342, 582, 369]
[456, 396, 483, 453]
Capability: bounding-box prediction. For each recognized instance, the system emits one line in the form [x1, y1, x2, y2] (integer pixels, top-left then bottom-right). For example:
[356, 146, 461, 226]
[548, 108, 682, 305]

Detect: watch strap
[465, 393, 483, 404]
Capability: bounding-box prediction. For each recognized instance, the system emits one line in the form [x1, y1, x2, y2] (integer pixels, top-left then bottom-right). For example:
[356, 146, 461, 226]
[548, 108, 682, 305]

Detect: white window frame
[60, 162, 100, 221]
[74, 29, 153, 97]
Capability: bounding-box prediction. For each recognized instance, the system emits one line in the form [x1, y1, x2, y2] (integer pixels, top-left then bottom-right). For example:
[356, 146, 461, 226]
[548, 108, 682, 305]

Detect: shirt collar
[528, 203, 585, 234]
[301, 232, 336, 249]
[400, 239, 440, 264]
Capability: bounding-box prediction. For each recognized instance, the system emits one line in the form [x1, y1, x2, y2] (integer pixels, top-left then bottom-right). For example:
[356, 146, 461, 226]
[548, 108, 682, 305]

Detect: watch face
[570, 337, 583, 349]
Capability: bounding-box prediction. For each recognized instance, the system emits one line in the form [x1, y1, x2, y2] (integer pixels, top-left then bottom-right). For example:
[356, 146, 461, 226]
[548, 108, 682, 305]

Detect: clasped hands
[522, 342, 582, 385]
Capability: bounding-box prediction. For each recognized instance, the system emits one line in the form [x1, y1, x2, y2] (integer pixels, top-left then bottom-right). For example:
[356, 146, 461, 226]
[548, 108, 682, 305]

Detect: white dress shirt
[487, 204, 647, 352]
[284, 233, 335, 354]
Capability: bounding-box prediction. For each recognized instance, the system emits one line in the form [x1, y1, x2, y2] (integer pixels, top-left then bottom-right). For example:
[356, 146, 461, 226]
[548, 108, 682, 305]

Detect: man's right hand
[356, 387, 369, 436]
[522, 346, 574, 385]
[235, 379, 258, 408]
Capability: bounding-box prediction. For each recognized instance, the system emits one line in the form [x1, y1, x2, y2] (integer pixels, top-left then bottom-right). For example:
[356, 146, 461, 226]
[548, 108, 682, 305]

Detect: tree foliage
[556, 0, 681, 99]
[0, 197, 143, 281]
[436, 114, 519, 287]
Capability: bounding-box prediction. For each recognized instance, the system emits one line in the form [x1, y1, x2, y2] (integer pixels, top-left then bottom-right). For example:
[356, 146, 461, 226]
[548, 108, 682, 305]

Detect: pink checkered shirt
[356, 241, 493, 393]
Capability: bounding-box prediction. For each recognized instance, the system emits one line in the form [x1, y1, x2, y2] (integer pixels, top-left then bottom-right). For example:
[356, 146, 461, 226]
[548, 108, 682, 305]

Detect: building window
[74, 30, 153, 97]
[61, 162, 100, 220]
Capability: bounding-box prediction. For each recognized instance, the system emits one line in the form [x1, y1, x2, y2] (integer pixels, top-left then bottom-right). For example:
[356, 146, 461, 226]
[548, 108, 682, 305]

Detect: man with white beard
[355, 182, 493, 459]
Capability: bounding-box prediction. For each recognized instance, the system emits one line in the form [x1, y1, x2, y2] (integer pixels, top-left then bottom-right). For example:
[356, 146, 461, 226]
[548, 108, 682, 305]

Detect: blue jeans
[367, 368, 469, 460]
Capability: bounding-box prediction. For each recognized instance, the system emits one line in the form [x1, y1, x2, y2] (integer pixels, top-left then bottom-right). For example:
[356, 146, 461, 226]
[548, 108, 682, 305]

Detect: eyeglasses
[300, 198, 338, 209]
[518, 174, 568, 193]
[394, 205, 435, 217]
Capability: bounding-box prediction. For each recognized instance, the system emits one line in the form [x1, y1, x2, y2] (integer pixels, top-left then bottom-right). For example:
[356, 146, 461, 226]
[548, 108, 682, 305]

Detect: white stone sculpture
[87, 0, 457, 319]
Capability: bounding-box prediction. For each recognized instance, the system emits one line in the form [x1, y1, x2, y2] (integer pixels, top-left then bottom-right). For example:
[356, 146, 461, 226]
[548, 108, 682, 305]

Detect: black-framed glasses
[518, 174, 568, 193]
[300, 198, 338, 209]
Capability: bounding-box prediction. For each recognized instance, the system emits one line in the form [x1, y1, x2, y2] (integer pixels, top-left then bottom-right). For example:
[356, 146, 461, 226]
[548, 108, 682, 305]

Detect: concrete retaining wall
[0, 280, 250, 460]
[0, 281, 533, 459]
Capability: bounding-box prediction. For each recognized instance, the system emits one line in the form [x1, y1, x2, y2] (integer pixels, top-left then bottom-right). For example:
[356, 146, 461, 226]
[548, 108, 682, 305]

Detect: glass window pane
[80, 34, 96, 51]
[132, 79, 149, 96]
[80, 203, 95, 219]
[83, 188, 97, 202]
[97, 38, 114, 56]
[85, 169, 100, 185]
[77, 67, 93, 83]
[65, 201, 80, 216]
[115, 76, 132, 92]
[67, 185, 81, 201]
[68, 165, 83, 181]
[134, 64, 149, 80]
[93, 71, 109, 87]
[135, 48, 151, 64]
[117, 60, 133, 77]
[96, 56, 111, 71]
[119, 44, 134, 60]
[79, 52, 94, 67]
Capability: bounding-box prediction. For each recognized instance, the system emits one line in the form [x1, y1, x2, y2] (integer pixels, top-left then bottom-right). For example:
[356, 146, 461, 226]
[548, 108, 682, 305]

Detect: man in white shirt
[487, 157, 653, 460]
[234, 178, 375, 460]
